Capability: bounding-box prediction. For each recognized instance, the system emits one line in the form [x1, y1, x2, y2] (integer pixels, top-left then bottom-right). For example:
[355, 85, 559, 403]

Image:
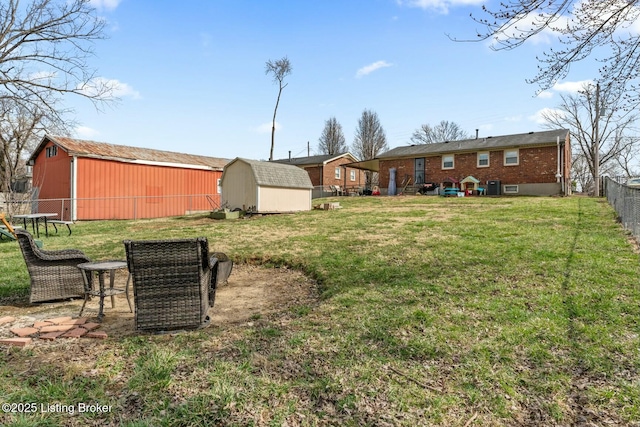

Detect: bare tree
[0, 0, 116, 121]
[468, 0, 640, 99]
[410, 120, 470, 144]
[352, 109, 388, 186]
[0, 98, 69, 215]
[542, 83, 638, 195]
[570, 154, 592, 193]
[265, 56, 292, 161]
[318, 117, 347, 155]
[615, 140, 640, 177]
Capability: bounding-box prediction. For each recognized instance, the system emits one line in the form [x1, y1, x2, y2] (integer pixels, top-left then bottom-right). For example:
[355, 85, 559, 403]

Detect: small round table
[78, 260, 132, 321]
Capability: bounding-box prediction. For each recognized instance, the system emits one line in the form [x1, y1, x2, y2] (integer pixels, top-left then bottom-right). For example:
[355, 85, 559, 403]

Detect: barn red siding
[75, 158, 221, 220]
[31, 142, 72, 219]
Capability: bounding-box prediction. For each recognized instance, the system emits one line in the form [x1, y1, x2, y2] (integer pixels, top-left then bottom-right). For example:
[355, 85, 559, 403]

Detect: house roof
[461, 176, 480, 184]
[272, 152, 358, 166]
[29, 135, 230, 171]
[226, 158, 314, 189]
[378, 129, 570, 159]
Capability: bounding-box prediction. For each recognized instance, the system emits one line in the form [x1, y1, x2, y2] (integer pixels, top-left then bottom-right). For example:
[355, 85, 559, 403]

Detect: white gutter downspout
[556, 136, 565, 195]
[557, 136, 561, 182]
[71, 156, 78, 221]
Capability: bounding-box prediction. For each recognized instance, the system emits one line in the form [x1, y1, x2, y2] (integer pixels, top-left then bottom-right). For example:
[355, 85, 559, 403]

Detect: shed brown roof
[30, 135, 230, 171]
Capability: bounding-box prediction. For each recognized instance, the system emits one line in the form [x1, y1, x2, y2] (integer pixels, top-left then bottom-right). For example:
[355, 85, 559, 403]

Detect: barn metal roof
[228, 158, 313, 189]
[30, 135, 230, 171]
[378, 129, 570, 159]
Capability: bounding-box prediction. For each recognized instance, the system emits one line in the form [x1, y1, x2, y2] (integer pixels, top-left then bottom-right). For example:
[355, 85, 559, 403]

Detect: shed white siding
[221, 160, 257, 211]
[221, 158, 313, 213]
[258, 186, 311, 212]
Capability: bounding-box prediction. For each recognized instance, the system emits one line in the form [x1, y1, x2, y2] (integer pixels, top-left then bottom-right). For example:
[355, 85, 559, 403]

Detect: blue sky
[69, 0, 603, 161]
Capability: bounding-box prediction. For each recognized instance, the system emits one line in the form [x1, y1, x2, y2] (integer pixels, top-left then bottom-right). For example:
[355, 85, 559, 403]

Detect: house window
[350, 170, 356, 181]
[335, 167, 341, 179]
[504, 185, 519, 193]
[504, 149, 519, 166]
[45, 146, 57, 158]
[477, 152, 489, 167]
[442, 155, 454, 170]
[217, 178, 221, 194]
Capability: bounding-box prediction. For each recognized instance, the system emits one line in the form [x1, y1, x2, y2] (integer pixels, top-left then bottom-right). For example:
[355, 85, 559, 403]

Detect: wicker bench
[16, 229, 91, 303]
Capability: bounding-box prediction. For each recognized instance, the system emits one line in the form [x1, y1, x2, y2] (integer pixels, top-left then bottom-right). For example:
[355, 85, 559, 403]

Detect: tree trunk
[269, 85, 283, 161]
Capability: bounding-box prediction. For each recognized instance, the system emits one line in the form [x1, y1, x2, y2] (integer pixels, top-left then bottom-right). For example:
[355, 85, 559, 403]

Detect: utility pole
[594, 82, 600, 197]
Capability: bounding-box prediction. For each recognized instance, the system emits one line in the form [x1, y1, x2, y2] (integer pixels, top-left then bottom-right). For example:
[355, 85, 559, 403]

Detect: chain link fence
[604, 176, 640, 241]
[1, 194, 221, 221]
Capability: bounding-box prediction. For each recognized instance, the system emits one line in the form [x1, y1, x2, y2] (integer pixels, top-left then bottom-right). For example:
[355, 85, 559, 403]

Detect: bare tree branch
[410, 120, 470, 144]
[459, 0, 640, 99]
[265, 56, 292, 161]
[0, 97, 70, 202]
[352, 109, 388, 187]
[318, 117, 347, 155]
[542, 83, 638, 194]
[0, 0, 116, 123]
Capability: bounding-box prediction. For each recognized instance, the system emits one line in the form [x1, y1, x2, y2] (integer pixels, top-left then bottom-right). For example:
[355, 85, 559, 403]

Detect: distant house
[370, 129, 571, 196]
[28, 135, 229, 220]
[272, 153, 366, 197]
[221, 158, 313, 213]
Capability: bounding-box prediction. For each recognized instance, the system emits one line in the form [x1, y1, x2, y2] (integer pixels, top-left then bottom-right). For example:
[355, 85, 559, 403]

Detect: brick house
[373, 129, 571, 196]
[272, 153, 366, 196]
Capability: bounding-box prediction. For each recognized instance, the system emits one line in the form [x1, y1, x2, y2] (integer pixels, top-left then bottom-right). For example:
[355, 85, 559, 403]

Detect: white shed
[221, 158, 313, 213]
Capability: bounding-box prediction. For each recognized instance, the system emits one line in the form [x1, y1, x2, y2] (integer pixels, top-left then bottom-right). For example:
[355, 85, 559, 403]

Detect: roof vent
[529, 131, 534, 134]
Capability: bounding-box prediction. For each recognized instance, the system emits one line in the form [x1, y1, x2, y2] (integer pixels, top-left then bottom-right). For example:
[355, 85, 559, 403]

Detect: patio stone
[39, 331, 66, 341]
[0, 337, 32, 347]
[61, 328, 88, 338]
[39, 324, 75, 333]
[0, 316, 16, 325]
[10, 327, 39, 337]
[85, 331, 108, 339]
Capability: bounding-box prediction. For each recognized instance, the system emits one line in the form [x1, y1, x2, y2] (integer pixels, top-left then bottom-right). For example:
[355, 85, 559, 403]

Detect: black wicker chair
[16, 229, 91, 303]
[124, 237, 221, 332]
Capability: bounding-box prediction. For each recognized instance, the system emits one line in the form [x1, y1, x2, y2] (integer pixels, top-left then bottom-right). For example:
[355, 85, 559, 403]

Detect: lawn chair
[124, 237, 223, 332]
[330, 185, 344, 196]
[15, 229, 90, 303]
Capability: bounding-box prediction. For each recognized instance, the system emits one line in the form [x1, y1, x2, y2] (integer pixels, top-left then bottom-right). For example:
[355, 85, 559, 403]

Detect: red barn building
[28, 135, 229, 220]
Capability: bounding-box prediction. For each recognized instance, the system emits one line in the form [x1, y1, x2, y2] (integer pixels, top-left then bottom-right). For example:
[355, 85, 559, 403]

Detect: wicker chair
[15, 229, 91, 303]
[124, 237, 219, 332]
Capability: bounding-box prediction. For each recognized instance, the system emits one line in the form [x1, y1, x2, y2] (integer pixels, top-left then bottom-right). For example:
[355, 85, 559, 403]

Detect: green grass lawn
[1, 196, 639, 426]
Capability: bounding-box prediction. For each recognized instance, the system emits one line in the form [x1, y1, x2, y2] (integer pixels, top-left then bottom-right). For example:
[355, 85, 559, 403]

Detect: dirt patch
[0, 264, 318, 341]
